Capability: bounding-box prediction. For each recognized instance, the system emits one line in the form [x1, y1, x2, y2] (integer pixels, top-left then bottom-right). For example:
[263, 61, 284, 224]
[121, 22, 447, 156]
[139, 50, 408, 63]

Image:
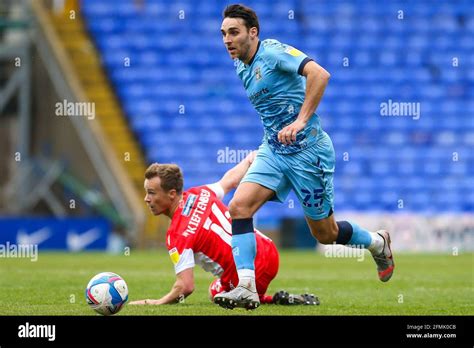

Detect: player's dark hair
[145, 163, 183, 195]
[223, 4, 259, 35]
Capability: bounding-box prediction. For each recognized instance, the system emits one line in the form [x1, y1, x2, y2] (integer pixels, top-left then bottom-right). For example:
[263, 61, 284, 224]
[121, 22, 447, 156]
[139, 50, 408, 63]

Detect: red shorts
[209, 235, 279, 301]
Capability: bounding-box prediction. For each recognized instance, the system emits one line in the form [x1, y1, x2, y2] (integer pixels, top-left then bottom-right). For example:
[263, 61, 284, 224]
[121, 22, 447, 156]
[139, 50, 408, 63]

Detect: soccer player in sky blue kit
[214, 4, 395, 310]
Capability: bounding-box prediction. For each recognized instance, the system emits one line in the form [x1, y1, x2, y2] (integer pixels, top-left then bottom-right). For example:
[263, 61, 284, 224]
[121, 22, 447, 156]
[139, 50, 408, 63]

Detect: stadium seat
[81, 0, 474, 216]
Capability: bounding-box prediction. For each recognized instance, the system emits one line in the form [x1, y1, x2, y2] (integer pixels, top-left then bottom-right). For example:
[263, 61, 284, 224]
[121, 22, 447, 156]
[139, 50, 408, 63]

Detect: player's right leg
[214, 144, 290, 310]
[213, 181, 274, 310]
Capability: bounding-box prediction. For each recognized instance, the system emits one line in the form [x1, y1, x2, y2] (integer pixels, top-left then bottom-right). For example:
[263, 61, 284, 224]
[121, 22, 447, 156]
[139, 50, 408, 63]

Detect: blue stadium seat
[82, 0, 474, 215]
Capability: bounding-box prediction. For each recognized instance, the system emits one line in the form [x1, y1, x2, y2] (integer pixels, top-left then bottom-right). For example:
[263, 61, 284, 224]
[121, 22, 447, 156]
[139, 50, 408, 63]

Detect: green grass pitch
[0, 250, 472, 315]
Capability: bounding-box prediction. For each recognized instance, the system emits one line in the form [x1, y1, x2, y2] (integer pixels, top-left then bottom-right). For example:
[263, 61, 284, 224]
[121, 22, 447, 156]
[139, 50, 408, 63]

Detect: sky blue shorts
[241, 131, 335, 221]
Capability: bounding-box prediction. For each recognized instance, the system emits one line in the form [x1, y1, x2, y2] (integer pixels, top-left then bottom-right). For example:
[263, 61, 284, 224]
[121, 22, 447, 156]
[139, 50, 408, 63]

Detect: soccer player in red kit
[130, 151, 318, 307]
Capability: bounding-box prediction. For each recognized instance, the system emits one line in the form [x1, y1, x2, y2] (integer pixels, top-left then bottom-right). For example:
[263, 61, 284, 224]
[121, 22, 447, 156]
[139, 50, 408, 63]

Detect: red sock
[260, 294, 274, 304]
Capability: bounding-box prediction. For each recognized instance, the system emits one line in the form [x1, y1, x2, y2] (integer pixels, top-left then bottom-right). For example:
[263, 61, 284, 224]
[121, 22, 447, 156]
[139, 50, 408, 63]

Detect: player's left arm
[129, 268, 195, 305]
[278, 61, 330, 145]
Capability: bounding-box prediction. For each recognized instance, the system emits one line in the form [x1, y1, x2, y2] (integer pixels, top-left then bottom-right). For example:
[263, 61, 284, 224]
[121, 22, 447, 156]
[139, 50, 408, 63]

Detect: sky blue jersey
[236, 39, 323, 154]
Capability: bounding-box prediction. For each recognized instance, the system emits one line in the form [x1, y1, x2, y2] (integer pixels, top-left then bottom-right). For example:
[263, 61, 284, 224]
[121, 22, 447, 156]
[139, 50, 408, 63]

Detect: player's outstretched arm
[216, 150, 257, 196]
[129, 268, 195, 305]
[278, 61, 330, 145]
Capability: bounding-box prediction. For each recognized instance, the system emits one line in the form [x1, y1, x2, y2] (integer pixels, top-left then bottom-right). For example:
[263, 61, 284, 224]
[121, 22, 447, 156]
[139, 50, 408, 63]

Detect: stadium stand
[80, 0, 473, 222]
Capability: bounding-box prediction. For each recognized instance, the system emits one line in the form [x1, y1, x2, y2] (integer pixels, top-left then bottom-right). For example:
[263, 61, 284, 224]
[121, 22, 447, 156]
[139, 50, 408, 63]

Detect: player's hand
[278, 119, 307, 145]
[129, 299, 161, 305]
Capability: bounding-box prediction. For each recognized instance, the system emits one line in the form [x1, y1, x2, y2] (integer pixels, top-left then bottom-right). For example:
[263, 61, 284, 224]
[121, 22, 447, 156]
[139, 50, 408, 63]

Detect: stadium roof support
[27, 0, 145, 245]
[0, 41, 31, 162]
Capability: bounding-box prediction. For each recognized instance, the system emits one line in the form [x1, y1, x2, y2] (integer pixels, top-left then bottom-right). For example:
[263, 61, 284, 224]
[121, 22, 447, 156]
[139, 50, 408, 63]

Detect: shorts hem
[303, 208, 334, 221]
[240, 177, 285, 203]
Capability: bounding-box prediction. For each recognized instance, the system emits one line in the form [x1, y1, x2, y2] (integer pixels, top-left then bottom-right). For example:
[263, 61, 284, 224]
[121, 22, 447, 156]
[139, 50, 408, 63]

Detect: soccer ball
[85, 272, 128, 316]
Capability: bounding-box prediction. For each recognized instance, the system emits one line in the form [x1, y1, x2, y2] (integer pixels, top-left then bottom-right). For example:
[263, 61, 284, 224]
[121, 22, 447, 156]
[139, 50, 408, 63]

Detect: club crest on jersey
[254, 67, 262, 81]
[182, 194, 197, 217]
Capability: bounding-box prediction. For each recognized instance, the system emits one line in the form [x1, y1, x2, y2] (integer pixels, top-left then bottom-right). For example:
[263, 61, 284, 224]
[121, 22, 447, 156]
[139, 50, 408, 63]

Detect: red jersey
[166, 185, 276, 290]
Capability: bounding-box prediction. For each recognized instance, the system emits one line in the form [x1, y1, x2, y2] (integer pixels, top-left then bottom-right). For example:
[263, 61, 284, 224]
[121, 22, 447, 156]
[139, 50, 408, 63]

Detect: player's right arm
[147, 268, 195, 305]
[208, 150, 257, 199]
[129, 268, 194, 305]
[278, 60, 330, 145]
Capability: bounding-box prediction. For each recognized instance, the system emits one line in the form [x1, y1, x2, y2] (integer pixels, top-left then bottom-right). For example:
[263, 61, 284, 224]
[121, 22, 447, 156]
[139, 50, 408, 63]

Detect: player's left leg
[254, 236, 279, 304]
[255, 238, 320, 305]
[305, 214, 394, 282]
[282, 131, 394, 282]
[272, 291, 320, 305]
[211, 283, 319, 305]
[208, 278, 225, 302]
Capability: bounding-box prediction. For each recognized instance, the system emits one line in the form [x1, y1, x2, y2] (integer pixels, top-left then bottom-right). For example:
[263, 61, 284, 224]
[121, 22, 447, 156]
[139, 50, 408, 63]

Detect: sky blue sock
[347, 221, 372, 248]
[231, 218, 256, 270]
[232, 233, 256, 270]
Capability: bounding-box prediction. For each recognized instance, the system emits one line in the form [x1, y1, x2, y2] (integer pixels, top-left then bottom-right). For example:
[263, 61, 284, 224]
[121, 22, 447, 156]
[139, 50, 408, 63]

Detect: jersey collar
[245, 40, 261, 67]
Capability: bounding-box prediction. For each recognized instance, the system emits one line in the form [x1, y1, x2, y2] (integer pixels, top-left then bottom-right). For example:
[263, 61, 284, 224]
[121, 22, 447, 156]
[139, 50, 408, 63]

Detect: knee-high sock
[231, 218, 257, 287]
[336, 221, 383, 253]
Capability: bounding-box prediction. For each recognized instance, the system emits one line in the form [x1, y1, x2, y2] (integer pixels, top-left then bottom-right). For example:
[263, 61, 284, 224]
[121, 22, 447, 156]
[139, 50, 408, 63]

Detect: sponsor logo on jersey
[285, 46, 303, 57]
[183, 189, 211, 237]
[169, 247, 180, 264]
[249, 87, 269, 103]
[182, 194, 197, 217]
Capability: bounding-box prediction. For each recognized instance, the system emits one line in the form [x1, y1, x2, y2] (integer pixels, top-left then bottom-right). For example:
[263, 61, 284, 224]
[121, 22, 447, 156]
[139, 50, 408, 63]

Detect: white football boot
[371, 230, 395, 282]
[213, 285, 260, 310]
